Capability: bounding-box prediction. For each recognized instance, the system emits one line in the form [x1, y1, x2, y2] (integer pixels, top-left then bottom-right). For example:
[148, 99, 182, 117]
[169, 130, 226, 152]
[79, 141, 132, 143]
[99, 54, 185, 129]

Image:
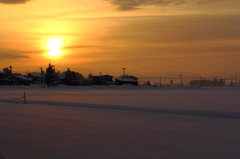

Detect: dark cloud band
[107, 0, 186, 11]
[0, 0, 30, 4]
[107, 0, 225, 11]
[0, 52, 29, 59]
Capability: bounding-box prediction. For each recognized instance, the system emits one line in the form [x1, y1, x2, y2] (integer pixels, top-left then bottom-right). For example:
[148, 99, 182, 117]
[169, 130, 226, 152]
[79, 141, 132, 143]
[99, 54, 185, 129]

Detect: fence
[0, 92, 27, 104]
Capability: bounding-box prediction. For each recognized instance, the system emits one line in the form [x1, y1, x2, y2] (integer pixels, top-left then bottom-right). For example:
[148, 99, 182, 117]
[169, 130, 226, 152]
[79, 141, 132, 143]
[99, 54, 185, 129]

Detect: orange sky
[0, 0, 240, 78]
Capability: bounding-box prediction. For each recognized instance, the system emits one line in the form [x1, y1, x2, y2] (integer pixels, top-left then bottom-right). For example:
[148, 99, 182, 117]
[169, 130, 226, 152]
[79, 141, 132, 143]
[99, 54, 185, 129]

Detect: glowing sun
[47, 38, 63, 57]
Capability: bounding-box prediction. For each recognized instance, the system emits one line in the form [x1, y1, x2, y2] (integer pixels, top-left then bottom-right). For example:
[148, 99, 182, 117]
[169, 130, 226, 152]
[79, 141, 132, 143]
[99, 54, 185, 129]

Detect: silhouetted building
[115, 75, 138, 85]
[0, 66, 12, 78]
[92, 75, 115, 85]
[8, 74, 31, 85]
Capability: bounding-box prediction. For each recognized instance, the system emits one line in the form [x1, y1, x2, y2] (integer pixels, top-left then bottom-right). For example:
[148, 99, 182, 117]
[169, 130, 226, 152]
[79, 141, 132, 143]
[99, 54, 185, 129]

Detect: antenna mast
[122, 68, 126, 77]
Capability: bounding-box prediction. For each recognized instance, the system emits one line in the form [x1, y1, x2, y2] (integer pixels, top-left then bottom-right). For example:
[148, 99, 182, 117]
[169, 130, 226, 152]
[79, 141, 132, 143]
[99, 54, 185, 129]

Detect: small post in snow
[23, 92, 27, 104]
[100, 72, 102, 89]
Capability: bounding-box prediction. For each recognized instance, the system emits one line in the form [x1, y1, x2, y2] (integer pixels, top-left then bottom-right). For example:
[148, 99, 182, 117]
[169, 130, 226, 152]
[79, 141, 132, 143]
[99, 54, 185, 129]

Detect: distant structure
[122, 68, 126, 76]
[0, 63, 236, 87]
[8, 74, 31, 85]
[189, 78, 225, 87]
[1, 66, 12, 76]
[92, 74, 115, 85]
[0, 66, 30, 85]
[115, 68, 138, 85]
[0, 66, 12, 84]
[115, 76, 138, 85]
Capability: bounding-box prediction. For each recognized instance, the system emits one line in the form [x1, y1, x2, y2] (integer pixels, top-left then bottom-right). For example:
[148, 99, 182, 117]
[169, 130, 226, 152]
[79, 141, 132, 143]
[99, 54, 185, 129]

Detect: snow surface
[115, 77, 137, 82]
[29, 72, 42, 78]
[0, 85, 240, 159]
[12, 74, 31, 81]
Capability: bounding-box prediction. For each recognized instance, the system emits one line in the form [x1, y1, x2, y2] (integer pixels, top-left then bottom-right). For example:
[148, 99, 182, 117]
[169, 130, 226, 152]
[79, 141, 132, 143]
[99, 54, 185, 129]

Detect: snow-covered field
[0, 85, 240, 159]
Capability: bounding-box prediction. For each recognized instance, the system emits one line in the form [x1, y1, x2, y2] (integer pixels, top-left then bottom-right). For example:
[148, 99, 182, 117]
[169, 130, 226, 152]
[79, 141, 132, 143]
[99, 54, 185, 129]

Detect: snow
[59, 71, 67, 79]
[0, 153, 7, 159]
[115, 77, 137, 82]
[0, 86, 240, 159]
[29, 72, 42, 78]
[12, 74, 31, 81]
[93, 75, 113, 77]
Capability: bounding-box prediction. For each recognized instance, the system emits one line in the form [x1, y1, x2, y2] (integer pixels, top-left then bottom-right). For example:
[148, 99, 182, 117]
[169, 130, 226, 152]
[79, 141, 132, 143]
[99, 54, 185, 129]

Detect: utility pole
[231, 75, 233, 87]
[199, 77, 202, 87]
[9, 65, 12, 74]
[23, 92, 27, 104]
[122, 68, 126, 77]
[235, 72, 238, 86]
[179, 74, 183, 86]
[100, 72, 102, 89]
[159, 76, 162, 87]
[40, 67, 43, 88]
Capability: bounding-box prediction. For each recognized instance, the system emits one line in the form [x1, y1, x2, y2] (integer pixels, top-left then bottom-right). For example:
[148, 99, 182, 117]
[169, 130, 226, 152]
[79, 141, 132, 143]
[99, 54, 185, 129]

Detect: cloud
[0, 52, 29, 59]
[64, 45, 99, 49]
[0, 0, 30, 4]
[106, 0, 186, 11]
[107, 0, 226, 10]
[197, 0, 225, 4]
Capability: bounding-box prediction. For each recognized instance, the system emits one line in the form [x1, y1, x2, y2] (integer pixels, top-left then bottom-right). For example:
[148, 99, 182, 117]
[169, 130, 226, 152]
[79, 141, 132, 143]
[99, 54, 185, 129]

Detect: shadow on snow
[0, 98, 240, 120]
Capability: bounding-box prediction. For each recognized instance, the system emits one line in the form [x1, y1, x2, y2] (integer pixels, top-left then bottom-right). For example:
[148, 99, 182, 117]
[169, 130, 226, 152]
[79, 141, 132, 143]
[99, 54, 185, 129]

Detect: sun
[47, 38, 63, 57]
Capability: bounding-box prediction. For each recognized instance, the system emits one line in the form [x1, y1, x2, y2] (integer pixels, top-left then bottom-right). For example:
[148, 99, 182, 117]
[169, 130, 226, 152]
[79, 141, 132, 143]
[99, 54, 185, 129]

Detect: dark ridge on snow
[0, 98, 239, 120]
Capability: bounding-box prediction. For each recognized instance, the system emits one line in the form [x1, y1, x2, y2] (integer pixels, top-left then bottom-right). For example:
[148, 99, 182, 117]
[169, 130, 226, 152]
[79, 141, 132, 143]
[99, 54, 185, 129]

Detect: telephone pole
[179, 74, 183, 86]
[231, 75, 233, 87]
[199, 77, 202, 87]
[100, 72, 102, 89]
[122, 68, 126, 77]
[235, 72, 238, 86]
[40, 67, 43, 88]
[159, 76, 162, 87]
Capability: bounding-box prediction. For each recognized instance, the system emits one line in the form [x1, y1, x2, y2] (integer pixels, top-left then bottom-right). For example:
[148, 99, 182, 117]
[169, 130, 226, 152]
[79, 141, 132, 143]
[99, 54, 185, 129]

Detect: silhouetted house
[3, 66, 12, 74]
[28, 72, 44, 84]
[8, 74, 31, 85]
[0, 66, 12, 78]
[92, 75, 115, 85]
[115, 75, 138, 85]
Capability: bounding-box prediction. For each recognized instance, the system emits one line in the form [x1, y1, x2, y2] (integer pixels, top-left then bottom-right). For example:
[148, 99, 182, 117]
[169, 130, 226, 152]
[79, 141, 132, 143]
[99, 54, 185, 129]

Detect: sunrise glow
[47, 38, 63, 57]
[1, 1, 240, 158]
[0, 0, 240, 75]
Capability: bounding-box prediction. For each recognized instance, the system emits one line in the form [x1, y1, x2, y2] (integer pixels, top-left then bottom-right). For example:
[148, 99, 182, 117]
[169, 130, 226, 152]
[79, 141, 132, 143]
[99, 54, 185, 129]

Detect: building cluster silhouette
[0, 64, 239, 87]
[0, 64, 138, 87]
